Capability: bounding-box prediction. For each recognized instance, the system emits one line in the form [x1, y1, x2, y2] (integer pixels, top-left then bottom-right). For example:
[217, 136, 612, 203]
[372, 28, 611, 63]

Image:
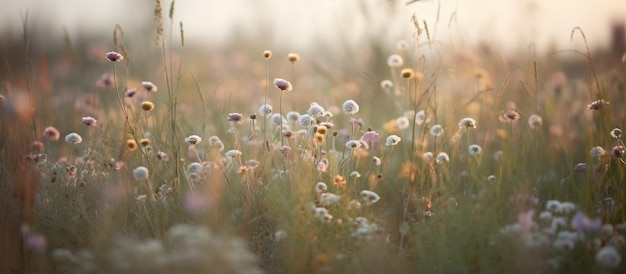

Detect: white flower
[380, 80, 393, 89]
[185, 135, 202, 145]
[349, 171, 361, 178]
[528, 114, 543, 129]
[396, 116, 410, 130]
[596, 246, 621, 268]
[372, 156, 382, 166]
[345, 140, 362, 149]
[315, 182, 328, 193]
[64, 133, 83, 144]
[385, 135, 401, 146]
[360, 190, 380, 205]
[307, 103, 326, 118]
[187, 162, 203, 174]
[487, 175, 496, 182]
[430, 125, 444, 137]
[591, 146, 606, 158]
[258, 104, 273, 117]
[133, 166, 149, 180]
[286, 111, 301, 122]
[225, 149, 242, 158]
[298, 114, 314, 128]
[458, 118, 477, 130]
[314, 207, 333, 222]
[415, 110, 431, 125]
[610, 128, 622, 139]
[270, 113, 286, 127]
[320, 193, 341, 206]
[436, 152, 449, 164]
[422, 152, 434, 161]
[348, 199, 362, 210]
[469, 144, 482, 156]
[387, 54, 403, 67]
[342, 100, 360, 115]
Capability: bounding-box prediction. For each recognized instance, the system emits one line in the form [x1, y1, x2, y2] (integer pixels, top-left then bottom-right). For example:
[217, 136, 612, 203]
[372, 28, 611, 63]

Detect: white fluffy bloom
[187, 162, 203, 174]
[422, 152, 434, 161]
[298, 114, 314, 128]
[315, 182, 328, 193]
[591, 146, 606, 158]
[396, 116, 410, 130]
[415, 110, 431, 125]
[258, 104, 273, 117]
[314, 207, 333, 222]
[385, 135, 401, 146]
[360, 190, 380, 206]
[133, 166, 149, 180]
[185, 135, 202, 145]
[342, 100, 360, 115]
[225, 149, 242, 158]
[64, 133, 83, 144]
[528, 114, 543, 129]
[430, 125, 444, 137]
[436, 152, 449, 164]
[307, 103, 326, 118]
[286, 111, 301, 123]
[372, 156, 382, 166]
[596, 246, 622, 268]
[387, 54, 403, 67]
[469, 144, 482, 156]
[345, 140, 362, 149]
[319, 193, 341, 206]
[458, 118, 477, 130]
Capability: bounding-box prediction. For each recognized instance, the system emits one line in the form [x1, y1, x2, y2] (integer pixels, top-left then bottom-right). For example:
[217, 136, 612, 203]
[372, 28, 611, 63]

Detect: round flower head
[125, 88, 137, 97]
[342, 99, 360, 115]
[595, 246, 621, 268]
[126, 139, 138, 151]
[263, 50, 272, 59]
[141, 101, 155, 111]
[610, 128, 622, 139]
[225, 149, 242, 158]
[372, 156, 382, 166]
[315, 182, 328, 193]
[226, 113, 243, 122]
[361, 131, 380, 148]
[43, 126, 60, 141]
[422, 152, 434, 161]
[386, 135, 401, 146]
[188, 162, 203, 174]
[430, 124, 444, 137]
[287, 53, 300, 62]
[286, 111, 301, 123]
[458, 118, 477, 130]
[500, 110, 520, 122]
[590, 146, 606, 158]
[387, 54, 403, 67]
[469, 144, 482, 156]
[307, 103, 326, 118]
[273, 78, 293, 91]
[270, 113, 286, 127]
[81, 116, 97, 126]
[185, 135, 202, 145]
[436, 152, 449, 164]
[415, 110, 431, 125]
[64, 133, 83, 144]
[528, 114, 543, 129]
[298, 114, 314, 128]
[156, 151, 169, 161]
[133, 166, 149, 180]
[258, 104, 273, 117]
[587, 99, 609, 110]
[105, 51, 123, 62]
[345, 140, 362, 149]
[360, 190, 380, 205]
[319, 193, 341, 206]
[141, 81, 158, 92]
[611, 145, 625, 159]
[396, 116, 410, 130]
[380, 80, 393, 89]
[400, 68, 415, 79]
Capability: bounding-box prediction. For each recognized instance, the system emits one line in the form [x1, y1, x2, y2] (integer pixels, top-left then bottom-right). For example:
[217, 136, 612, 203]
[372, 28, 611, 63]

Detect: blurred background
[1, 0, 625, 54]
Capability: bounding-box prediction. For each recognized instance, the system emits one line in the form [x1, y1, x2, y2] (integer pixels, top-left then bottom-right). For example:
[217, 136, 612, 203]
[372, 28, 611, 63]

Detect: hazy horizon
[1, 0, 625, 54]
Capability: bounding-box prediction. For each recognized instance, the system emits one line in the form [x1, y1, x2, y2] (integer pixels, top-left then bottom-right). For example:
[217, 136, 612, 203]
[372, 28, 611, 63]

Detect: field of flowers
[1, 1, 626, 273]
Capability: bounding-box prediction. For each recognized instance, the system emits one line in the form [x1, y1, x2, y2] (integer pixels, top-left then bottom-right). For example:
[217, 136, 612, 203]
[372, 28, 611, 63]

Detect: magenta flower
[141, 81, 158, 92]
[81, 116, 97, 126]
[587, 99, 609, 110]
[125, 88, 137, 97]
[361, 131, 380, 148]
[227, 113, 243, 122]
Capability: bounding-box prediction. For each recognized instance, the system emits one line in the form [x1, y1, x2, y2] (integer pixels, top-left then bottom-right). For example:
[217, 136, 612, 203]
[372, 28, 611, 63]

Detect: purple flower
[273, 78, 293, 91]
[361, 131, 380, 148]
[105, 51, 123, 62]
[574, 163, 588, 172]
[587, 99, 609, 110]
[610, 145, 625, 159]
[227, 113, 243, 122]
[571, 211, 602, 234]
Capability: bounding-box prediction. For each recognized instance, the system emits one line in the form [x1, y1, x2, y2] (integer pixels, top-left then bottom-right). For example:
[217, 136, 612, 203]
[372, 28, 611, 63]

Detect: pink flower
[43, 126, 60, 141]
[273, 78, 293, 91]
[81, 116, 97, 126]
[361, 131, 380, 148]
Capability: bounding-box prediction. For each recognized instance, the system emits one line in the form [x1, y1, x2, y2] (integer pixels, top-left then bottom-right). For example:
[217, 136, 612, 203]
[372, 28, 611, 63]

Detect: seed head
[387, 54, 403, 67]
[610, 128, 622, 139]
[141, 101, 155, 111]
[288, 53, 300, 62]
[401, 68, 415, 79]
[126, 139, 138, 151]
[436, 152, 449, 164]
[133, 166, 149, 180]
[258, 104, 273, 117]
[469, 144, 482, 156]
[263, 50, 272, 59]
[430, 125, 444, 137]
[139, 138, 151, 147]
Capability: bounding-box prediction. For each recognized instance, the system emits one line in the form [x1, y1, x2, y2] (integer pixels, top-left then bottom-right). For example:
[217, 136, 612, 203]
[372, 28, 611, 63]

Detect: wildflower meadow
[1, 1, 626, 273]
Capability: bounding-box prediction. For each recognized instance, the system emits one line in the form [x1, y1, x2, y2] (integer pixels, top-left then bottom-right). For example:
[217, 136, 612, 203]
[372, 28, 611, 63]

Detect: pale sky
[1, 0, 625, 54]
